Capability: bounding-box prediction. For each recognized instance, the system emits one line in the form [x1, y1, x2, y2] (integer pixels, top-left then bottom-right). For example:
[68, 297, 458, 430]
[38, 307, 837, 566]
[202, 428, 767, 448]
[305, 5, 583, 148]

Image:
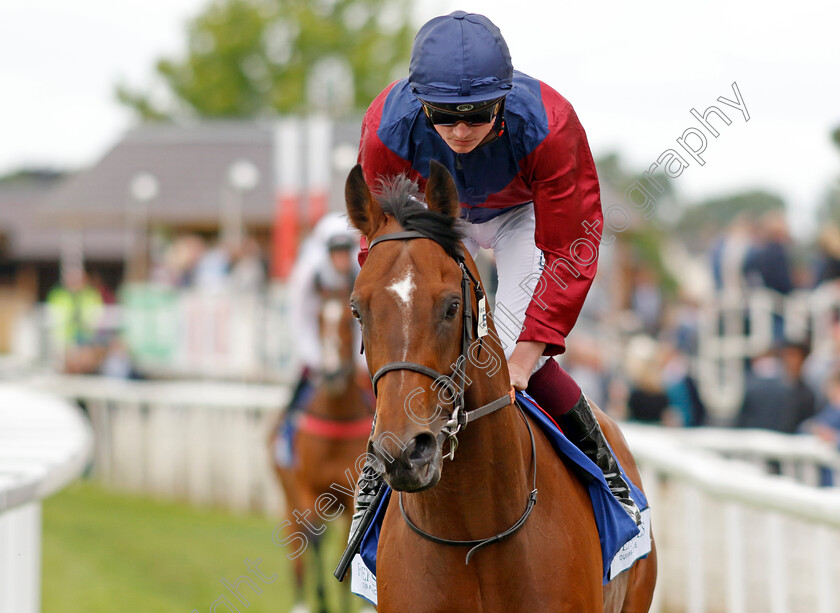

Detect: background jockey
[346, 10, 641, 545]
[274, 212, 363, 467]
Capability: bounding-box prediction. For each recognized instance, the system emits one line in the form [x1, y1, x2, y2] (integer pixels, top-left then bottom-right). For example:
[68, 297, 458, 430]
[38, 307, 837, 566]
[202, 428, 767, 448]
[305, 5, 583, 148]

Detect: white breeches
[459, 203, 547, 372]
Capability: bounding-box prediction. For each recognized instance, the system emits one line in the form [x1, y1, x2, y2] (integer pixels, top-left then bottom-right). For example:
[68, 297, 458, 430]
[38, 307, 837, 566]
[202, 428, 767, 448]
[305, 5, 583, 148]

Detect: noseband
[366, 229, 538, 564]
[367, 230, 513, 460]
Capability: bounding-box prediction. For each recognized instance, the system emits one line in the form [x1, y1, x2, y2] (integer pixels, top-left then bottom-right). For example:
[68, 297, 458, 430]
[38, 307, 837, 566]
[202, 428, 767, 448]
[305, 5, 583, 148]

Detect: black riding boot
[558, 394, 642, 525]
[335, 423, 385, 581]
[347, 460, 382, 544]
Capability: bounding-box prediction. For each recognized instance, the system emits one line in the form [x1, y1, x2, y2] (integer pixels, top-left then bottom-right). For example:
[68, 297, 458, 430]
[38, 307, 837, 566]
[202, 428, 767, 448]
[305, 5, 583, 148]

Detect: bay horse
[344, 161, 657, 612]
[271, 283, 374, 613]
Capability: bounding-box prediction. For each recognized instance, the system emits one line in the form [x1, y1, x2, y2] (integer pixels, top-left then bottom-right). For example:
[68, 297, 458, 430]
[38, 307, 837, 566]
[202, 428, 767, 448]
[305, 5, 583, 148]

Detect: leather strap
[399, 400, 538, 564]
[368, 230, 430, 250]
[371, 361, 456, 397]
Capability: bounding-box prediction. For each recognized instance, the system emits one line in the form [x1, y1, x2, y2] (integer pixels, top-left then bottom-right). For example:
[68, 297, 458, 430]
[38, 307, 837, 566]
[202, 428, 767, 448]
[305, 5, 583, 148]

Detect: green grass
[42, 481, 359, 613]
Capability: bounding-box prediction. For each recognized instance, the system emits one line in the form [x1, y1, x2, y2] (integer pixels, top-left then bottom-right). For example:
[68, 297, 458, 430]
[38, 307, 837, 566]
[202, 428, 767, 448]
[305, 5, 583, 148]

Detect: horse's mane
[374, 175, 463, 260]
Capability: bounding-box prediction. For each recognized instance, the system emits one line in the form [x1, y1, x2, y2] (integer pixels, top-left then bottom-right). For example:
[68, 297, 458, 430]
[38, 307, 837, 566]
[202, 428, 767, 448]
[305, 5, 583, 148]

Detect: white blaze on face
[387, 270, 414, 307]
[387, 270, 414, 358]
[321, 298, 343, 373]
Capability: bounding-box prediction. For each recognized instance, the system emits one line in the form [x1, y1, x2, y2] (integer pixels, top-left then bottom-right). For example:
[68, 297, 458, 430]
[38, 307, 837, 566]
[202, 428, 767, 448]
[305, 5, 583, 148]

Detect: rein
[367, 228, 539, 563]
[398, 401, 538, 564]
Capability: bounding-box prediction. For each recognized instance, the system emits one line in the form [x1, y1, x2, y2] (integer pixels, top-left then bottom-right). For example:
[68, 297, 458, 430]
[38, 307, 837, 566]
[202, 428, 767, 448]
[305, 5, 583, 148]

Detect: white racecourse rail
[696, 284, 840, 421]
[0, 385, 93, 613]
[26, 375, 290, 516]
[624, 424, 840, 613]
[18, 376, 840, 612]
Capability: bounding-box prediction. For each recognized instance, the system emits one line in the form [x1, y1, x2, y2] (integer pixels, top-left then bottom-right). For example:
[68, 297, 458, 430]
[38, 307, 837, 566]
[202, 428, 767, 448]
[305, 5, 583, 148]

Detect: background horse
[271, 284, 374, 613]
[344, 161, 657, 612]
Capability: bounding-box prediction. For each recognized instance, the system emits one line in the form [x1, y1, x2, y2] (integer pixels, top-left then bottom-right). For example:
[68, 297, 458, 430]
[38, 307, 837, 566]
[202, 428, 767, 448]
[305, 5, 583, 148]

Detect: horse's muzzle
[372, 431, 442, 492]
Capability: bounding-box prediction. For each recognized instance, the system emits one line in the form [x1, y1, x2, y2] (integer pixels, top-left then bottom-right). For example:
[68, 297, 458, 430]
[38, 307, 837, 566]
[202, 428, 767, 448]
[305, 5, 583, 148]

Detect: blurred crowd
[148, 233, 268, 292]
[45, 232, 269, 377]
[41, 211, 840, 452]
[555, 209, 840, 453]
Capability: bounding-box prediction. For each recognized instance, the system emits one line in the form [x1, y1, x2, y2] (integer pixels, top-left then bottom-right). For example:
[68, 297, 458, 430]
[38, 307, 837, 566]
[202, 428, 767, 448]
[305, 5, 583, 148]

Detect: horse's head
[345, 161, 497, 492]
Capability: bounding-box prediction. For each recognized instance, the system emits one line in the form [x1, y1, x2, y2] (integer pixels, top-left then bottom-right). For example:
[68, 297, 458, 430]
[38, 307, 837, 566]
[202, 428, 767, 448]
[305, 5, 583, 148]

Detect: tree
[673, 190, 786, 251]
[117, 0, 414, 119]
[595, 152, 680, 300]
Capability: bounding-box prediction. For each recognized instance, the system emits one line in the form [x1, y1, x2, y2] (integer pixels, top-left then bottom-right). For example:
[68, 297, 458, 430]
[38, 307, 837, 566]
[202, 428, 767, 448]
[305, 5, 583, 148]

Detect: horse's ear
[345, 165, 385, 237]
[425, 160, 460, 219]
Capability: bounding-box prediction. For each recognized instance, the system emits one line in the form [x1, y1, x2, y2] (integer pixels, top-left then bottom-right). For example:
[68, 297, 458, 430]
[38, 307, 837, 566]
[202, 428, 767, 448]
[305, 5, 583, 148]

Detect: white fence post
[766, 513, 788, 613]
[624, 424, 840, 613]
[684, 487, 705, 613]
[815, 526, 835, 613]
[725, 503, 746, 613]
[26, 376, 289, 516]
[0, 386, 93, 613]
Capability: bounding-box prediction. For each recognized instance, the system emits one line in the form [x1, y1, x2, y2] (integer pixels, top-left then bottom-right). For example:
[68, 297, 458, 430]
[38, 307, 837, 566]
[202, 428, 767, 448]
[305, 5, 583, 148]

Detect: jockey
[275, 212, 361, 466]
[347, 10, 641, 543]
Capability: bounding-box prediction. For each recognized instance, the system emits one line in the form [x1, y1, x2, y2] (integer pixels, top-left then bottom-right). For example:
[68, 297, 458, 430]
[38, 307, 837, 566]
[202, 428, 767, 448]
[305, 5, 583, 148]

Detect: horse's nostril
[406, 432, 436, 465]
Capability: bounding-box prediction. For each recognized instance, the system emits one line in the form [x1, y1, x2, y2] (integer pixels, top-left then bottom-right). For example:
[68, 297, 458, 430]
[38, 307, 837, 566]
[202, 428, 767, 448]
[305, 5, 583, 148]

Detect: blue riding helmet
[409, 11, 513, 105]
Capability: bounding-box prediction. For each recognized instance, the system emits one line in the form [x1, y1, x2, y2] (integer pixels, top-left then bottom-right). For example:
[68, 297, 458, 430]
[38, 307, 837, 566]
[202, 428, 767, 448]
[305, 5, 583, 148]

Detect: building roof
[0, 172, 70, 260]
[1, 119, 363, 260]
[39, 122, 276, 226]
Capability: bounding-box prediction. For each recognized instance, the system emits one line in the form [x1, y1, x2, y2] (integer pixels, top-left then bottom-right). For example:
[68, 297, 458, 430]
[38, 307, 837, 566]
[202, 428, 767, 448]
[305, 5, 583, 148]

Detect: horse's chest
[377, 519, 603, 612]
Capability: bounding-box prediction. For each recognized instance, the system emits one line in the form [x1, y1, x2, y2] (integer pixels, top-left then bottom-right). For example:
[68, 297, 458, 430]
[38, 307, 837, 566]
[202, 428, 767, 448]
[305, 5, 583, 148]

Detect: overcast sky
[1, 0, 838, 237]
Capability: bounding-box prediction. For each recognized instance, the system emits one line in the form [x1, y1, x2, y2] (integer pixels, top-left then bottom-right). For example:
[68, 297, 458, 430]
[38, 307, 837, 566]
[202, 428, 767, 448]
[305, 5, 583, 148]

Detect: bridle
[367, 230, 513, 457]
[365, 228, 538, 563]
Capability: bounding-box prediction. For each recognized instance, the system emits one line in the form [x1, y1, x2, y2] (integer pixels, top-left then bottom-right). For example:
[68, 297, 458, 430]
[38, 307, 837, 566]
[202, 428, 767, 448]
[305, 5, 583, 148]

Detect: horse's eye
[445, 301, 460, 319]
[350, 305, 362, 322]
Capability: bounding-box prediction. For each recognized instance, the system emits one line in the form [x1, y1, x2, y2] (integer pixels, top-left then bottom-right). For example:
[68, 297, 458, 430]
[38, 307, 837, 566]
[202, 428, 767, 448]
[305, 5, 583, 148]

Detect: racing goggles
[421, 98, 503, 127]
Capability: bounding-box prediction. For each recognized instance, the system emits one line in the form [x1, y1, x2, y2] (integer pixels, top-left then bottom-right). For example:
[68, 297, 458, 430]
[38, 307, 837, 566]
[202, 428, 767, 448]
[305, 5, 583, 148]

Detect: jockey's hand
[508, 341, 546, 390]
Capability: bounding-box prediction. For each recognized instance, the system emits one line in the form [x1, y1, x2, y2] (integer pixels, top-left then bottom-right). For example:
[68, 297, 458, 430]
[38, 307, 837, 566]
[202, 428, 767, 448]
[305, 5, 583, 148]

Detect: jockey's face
[433, 120, 496, 154]
[329, 247, 352, 274]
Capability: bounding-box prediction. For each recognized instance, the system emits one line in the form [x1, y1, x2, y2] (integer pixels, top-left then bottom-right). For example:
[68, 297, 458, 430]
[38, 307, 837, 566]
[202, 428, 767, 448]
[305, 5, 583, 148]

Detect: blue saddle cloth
[360, 391, 648, 584]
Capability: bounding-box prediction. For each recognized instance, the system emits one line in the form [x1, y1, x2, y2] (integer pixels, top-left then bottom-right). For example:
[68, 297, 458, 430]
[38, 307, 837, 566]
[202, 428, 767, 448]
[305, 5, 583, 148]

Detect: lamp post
[127, 172, 159, 283]
[224, 159, 260, 249]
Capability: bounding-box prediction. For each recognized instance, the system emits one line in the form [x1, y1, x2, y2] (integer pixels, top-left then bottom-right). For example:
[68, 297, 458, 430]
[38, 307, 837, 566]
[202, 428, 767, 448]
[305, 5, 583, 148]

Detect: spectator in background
[229, 236, 267, 292]
[623, 335, 677, 425]
[99, 334, 142, 380]
[661, 341, 706, 427]
[804, 316, 840, 408]
[743, 211, 795, 343]
[743, 210, 794, 296]
[46, 267, 105, 374]
[780, 340, 818, 427]
[155, 234, 205, 288]
[193, 240, 232, 290]
[559, 333, 609, 409]
[631, 267, 664, 337]
[799, 369, 840, 449]
[737, 340, 816, 433]
[710, 212, 754, 294]
[88, 270, 116, 304]
[814, 223, 840, 287]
